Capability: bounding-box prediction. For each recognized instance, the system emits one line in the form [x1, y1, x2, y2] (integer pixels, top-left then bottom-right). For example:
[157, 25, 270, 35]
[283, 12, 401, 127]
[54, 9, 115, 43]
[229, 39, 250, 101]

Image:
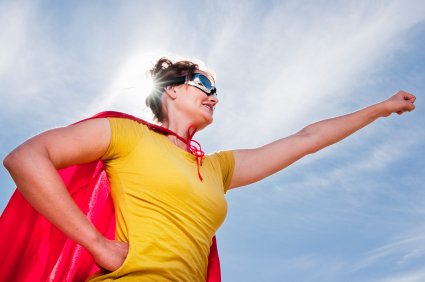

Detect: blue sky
[1, 0, 424, 281]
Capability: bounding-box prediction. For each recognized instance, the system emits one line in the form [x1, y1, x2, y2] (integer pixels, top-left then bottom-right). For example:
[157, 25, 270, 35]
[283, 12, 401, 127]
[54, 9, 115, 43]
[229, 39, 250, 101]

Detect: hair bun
[150, 57, 173, 79]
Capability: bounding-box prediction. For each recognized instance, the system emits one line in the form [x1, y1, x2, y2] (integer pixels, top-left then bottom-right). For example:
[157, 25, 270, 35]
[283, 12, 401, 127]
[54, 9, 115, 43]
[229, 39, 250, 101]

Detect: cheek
[175, 95, 198, 113]
[175, 87, 206, 111]
[182, 89, 204, 104]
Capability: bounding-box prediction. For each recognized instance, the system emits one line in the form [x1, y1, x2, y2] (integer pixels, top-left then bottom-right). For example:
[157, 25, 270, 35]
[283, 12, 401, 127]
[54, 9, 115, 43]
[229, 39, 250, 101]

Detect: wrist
[81, 229, 106, 255]
[373, 101, 391, 118]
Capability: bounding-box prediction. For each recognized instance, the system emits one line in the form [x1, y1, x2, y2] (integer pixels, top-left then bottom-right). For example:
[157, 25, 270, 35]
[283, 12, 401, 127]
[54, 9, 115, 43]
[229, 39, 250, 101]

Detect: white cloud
[379, 269, 425, 282]
[207, 0, 425, 148]
[357, 224, 425, 266]
[0, 1, 33, 77]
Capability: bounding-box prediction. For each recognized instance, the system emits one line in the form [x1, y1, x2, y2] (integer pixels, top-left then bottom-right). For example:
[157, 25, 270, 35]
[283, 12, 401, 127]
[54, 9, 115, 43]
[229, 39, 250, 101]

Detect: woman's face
[172, 71, 218, 130]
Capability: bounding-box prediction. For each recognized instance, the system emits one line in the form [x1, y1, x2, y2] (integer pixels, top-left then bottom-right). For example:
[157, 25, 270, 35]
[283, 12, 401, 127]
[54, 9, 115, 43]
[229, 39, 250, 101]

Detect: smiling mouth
[203, 105, 214, 112]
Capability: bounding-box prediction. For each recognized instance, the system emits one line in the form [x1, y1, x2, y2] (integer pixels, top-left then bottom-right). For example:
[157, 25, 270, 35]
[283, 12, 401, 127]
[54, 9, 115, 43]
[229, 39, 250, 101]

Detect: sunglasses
[164, 73, 217, 96]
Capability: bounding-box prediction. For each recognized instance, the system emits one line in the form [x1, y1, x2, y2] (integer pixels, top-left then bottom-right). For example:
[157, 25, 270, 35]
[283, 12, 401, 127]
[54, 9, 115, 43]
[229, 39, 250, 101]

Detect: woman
[2, 57, 416, 281]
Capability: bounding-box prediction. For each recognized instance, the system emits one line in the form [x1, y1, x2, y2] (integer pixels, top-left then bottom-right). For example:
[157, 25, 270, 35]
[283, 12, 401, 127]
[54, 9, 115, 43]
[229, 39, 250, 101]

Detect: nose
[208, 95, 219, 106]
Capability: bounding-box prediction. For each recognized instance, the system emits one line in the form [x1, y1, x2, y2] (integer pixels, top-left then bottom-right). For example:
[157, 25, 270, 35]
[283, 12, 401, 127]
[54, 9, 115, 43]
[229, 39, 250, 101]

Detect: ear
[164, 86, 177, 99]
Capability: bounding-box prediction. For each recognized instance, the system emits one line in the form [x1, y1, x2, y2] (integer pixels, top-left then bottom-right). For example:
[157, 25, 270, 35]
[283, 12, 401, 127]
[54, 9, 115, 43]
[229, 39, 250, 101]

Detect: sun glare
[97, 52, 210, 121]
[98, 52, 161, 120]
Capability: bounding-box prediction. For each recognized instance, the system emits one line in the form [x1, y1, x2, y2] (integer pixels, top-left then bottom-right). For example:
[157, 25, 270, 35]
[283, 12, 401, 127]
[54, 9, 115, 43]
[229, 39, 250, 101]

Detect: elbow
[308, 135, 323, 154]
[4, 139, 51, 174]
[3, 155, 9, 170]
[296, 128, 323, 154]
[3, 143, 37, 173]
[3, 149, 23, 172]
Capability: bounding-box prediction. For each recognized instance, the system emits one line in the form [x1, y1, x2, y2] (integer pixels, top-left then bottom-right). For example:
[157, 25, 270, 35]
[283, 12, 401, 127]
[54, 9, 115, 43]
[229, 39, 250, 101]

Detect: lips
[202, 104, 214, 113]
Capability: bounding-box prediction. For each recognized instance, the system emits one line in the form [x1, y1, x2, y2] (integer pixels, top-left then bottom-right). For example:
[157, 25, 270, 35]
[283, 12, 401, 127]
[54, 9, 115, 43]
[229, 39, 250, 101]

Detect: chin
[196, 116, 213, 131]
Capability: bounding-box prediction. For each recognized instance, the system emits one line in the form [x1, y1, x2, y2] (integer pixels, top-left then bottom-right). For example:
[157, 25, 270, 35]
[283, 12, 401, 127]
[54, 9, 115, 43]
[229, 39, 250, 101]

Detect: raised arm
[3, 118, 127, 271]
[229, 91, 416, 189]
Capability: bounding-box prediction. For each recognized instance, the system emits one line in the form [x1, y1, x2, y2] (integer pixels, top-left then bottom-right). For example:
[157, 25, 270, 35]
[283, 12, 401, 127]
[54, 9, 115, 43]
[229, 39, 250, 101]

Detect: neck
[160, 117, 205, 182]
[161, 119, 197, 150]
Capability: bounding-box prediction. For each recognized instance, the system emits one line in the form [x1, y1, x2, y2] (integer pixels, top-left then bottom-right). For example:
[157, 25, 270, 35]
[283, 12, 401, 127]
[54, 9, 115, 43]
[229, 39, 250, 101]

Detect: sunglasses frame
[186, 73, 217, 96]
[163, 73, 217, 97]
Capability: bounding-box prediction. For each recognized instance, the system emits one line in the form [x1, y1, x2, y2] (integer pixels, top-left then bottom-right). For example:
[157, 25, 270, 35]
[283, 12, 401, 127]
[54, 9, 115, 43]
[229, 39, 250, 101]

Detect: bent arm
[3, 118, 127, 270]
[229, 91, 416, 189]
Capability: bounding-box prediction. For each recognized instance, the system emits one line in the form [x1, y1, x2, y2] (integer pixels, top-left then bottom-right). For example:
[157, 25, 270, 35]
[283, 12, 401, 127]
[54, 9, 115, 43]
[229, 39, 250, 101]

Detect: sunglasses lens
[198, 74, 213, 90]
[192, 74, 216, 96]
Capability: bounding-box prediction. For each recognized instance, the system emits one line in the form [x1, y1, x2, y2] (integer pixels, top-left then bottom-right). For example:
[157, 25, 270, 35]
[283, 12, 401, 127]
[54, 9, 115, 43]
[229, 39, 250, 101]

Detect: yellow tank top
[88, 118, 234, 281]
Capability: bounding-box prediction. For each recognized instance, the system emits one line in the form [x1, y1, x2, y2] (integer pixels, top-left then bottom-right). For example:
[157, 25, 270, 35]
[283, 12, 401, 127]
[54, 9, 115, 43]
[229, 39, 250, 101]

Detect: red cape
[0, 111, 221, 282]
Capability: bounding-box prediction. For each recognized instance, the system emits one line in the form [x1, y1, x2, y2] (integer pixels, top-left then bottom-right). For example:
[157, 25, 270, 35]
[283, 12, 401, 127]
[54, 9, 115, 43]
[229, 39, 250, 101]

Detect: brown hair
[146, 57, 200, 122]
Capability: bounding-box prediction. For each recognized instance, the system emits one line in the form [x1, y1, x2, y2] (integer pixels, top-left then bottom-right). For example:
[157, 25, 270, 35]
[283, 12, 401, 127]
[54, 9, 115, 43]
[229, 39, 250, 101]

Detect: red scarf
[0, 111, 221, 282]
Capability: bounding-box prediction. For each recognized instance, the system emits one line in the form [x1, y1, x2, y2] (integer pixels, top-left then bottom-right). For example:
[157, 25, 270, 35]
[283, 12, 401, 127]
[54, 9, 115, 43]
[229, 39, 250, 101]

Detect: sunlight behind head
[92, 52, 159, 120]
[91, 52, 214, 123]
